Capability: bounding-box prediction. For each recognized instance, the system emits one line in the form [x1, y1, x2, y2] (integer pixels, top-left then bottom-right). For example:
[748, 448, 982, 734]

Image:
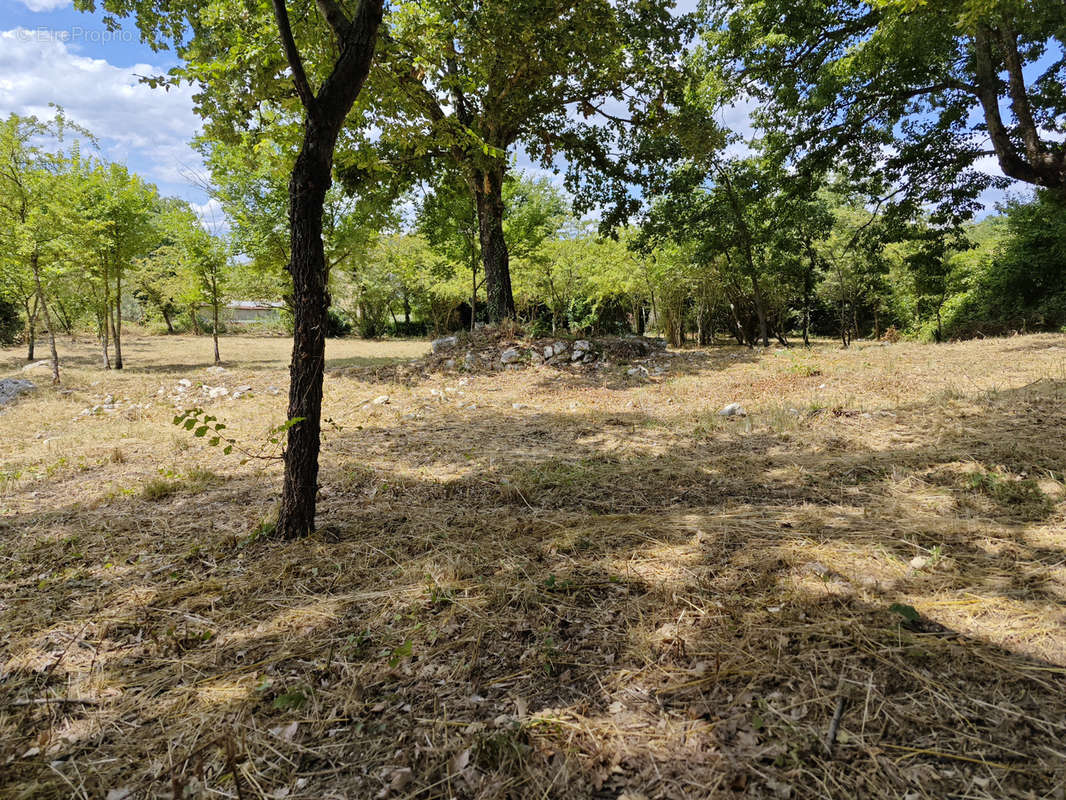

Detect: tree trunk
[803, 242, 816, 348]
[212, 298, 221, 365]
[24, 298, 37, 361]
[162, 307, 176, 334]
[277, 133, 333, 538]
[112, 270, 124, 369]
[469, 245, 479, 332]
[472, 164, 515, 322]
[751, 272, 769, 347]
[30, 253, 60, 386]
[274, 0, 384, 539]
[100, 309, 111, 369]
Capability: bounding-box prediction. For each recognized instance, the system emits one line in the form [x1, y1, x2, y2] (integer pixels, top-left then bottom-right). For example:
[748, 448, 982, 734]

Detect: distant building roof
[225, 301, 287, 310]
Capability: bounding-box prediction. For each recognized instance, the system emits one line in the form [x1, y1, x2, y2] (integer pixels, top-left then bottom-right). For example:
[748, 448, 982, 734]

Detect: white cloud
[18, 0, 71, 11]
[0, 27, 203, 196]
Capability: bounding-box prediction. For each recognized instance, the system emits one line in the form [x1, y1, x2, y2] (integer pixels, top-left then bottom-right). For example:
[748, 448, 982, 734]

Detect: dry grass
[2, 332, 1066, 799]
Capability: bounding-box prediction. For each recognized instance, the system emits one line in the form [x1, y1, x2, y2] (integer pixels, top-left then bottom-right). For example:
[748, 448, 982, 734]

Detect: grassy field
[2, 332, 1065, 799]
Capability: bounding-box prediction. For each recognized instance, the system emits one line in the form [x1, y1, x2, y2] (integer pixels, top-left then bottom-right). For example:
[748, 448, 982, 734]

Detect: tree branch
[315, 0, 352, 40]
[270, 0, 316, 111]
[996, 24, 1043, 165]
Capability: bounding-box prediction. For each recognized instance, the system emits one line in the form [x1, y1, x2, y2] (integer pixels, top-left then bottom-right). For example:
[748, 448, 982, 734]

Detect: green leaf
[184, 418, 197, 430]
[272, 690, 307, 710]
[889, 603, 920, 622]
[209, 436, 220, 446]
[194, 425, 209, 437]
[223, 445, 233, 455]
[388, 638, 413, 668]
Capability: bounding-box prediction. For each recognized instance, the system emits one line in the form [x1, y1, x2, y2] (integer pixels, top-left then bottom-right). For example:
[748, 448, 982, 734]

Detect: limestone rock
[719, 402, 747, 418]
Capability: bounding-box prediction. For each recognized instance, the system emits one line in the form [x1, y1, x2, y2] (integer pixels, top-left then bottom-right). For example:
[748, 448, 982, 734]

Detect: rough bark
[274, 0, 384, 539]
[472, 164, 515, 322]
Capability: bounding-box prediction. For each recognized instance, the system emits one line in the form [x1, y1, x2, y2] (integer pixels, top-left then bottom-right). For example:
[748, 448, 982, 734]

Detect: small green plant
[272, 689, 308, 711]
[388, 638, 414, 668]
[172, 408, 305, 462]
[142, 477, 180, 501]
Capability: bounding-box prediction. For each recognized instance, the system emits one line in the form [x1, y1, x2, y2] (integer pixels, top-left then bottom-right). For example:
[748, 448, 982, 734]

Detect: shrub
[0, 300, 20, 346]
[327, 308, 352, 338]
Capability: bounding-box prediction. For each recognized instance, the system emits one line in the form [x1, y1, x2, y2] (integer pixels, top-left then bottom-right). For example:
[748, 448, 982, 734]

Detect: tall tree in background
[363, 0, 688, 321]
[0, 113, 79, 384]
[706, 0, 1066, 220]
[80, 0, 386, 537]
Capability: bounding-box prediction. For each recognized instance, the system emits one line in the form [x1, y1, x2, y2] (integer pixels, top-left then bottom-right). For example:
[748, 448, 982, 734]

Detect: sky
[0, 0, 215, 216]
[0, 0, 1045, 230]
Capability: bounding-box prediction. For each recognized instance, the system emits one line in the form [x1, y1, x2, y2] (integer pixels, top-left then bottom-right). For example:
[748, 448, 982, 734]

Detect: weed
[142, 477, 180, 501]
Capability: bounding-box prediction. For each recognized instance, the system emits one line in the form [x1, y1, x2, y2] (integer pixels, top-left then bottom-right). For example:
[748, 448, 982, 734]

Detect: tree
[85, 162, 160, 369]
[152, 202, 230, 362]
[706, 0, 1066, 221]
[0, 113, 82, 384]
[363, 0, 687, 321]
[81, 0, 386, 537]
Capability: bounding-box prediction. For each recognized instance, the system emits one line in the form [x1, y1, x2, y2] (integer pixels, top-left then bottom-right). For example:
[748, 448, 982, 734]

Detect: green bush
[0, 300, 20, 346]
[327, 308, 352, 338]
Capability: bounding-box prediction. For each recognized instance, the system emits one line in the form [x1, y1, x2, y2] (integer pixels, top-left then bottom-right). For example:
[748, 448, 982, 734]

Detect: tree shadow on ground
[1, 380, 1065, 798]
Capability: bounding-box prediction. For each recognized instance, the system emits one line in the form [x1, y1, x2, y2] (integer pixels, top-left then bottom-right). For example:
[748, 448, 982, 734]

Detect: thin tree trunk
[803, 241, 816, 348]
[162, 306, 176, 335]
[100, 308, 111, 369]
[751, 272, 769, 347]
[212, 297, 221, 365]
[24, 297, 37, 361]
[112, 269, 124, 369]
[472, 164, 515, 322]
[30, 252, 59, 385]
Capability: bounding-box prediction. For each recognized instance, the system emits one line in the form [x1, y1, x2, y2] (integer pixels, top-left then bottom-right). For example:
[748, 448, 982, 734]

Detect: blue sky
[0, 0, 213, 214]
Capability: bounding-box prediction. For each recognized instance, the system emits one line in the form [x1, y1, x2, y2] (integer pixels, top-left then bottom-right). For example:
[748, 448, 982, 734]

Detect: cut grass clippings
[1, 333, 1065, 799]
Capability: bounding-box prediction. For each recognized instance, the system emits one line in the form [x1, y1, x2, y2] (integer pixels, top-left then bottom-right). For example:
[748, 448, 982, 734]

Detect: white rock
[718, 403, 747, 417]
[432, 335, 458, 353]
[206, 386, 229, 399]
[21, 360, 49, 373]
[206, 365, 226, 374]
[177, 378, 192, 388]
[574, 339, 591, 352]
[372, 395, 390, 406]
[909, 556, 930, 570]
[500, 347, 523, 364]
[627, 366, 649, 377]
[0, 379, 35, 406]
[552, 340, 569, 354]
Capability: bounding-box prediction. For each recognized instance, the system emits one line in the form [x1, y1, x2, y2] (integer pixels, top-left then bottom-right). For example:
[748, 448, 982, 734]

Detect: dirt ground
[2, 332, 1065, 799]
